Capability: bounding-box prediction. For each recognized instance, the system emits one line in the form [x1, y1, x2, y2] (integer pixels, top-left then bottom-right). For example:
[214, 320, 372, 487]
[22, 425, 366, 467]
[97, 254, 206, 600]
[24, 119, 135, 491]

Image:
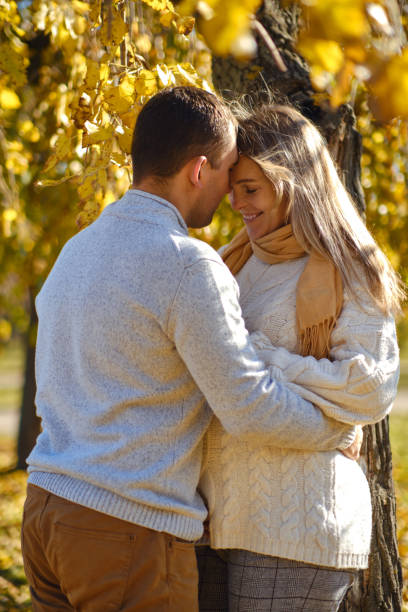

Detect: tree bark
[341, 421, 403, 611]
[16, 288, 40, 469]
[213, 1, 403, 609]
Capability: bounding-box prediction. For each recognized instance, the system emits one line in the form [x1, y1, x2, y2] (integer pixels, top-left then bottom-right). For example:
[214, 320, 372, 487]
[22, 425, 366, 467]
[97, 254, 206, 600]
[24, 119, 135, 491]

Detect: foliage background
[0, 0, 407, 609]
[0, 0, 407, 348]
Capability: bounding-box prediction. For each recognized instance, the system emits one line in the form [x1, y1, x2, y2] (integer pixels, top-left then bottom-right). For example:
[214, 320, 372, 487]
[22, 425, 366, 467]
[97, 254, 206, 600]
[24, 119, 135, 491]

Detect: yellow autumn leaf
[298, 38, 344, 74]
[116, 126, 133, 153]
[173, 63, 198, 86]
[160, 10, 177, 28]
[134, 69, 158, 96]
[0, 42, 27, 87]
[36, 174, 78, 187]
[100, 64, 109, 83]
[299, 0, 369, 42]
[76, 206, 100, 230]
[195, 0, 261, 57]
[72, 0, 90, 15]
[87, 0, 102, 26]
[78, 174, 96, 199]
[120, 106, 141, 130]
[84, 58, 101, 89]
[104, 75, 136, 114]
[0, 88, 21, 110]
[177, 15, 195, 35]
[71, 92, 93, 129]
[2, 209, 18, 222]
[54, 130, 73, 157]
[118, 74, 136, 99]
[98, 139, 114, 164]
[73, 15, 87, 36]
[97, 168, 107, 190]
[330, 59, 354, 107]
[0, 0, 20, 26]
[55, 23, 78, 59]
[42, 131, 73, 173]
[156, 63, 176, 87]
[99, 8, 128, 47]
[344, 43, 367, 64]
[6, 151, 29, 174]
[135, 33, 152, 55]
[142, 0, 175, 12]
[7, 140, 23, 152]
[84, 200, 101, 213]
[82, 124, 114, 147]
[110, 152, 129, 167]
[41, 152, 59, 174]
[178, 0, 213, 20]
[18, 120, 41, 142]
[368, 49, 408, 122]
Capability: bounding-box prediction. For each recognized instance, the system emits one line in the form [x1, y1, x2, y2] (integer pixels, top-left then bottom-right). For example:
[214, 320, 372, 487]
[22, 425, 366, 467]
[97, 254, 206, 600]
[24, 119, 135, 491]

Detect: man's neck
[131, 178, 167, 199]
[131, 178, 191, 224]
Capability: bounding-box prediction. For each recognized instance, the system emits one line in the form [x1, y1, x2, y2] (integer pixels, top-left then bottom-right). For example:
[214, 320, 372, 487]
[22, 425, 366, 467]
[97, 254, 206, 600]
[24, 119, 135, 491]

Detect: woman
[196, 104, 403, 612]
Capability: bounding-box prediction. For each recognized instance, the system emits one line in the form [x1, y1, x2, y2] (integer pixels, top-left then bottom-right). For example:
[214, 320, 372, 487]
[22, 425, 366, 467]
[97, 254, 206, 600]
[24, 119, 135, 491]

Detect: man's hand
[340, 425, 363, 460]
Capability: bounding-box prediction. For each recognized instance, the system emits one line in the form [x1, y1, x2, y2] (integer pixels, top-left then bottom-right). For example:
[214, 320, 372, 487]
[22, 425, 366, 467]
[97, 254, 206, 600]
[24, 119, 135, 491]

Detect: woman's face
[229, 156, 287, 241]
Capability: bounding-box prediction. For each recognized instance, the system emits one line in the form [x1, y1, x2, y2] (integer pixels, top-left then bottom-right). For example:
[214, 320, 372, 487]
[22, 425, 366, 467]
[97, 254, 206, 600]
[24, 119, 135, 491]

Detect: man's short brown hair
[131, 86, 236, 183]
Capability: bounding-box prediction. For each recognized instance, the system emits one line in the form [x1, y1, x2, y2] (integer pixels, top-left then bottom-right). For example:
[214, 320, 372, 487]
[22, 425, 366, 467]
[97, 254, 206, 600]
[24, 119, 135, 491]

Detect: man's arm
[166, 258, 356, 451]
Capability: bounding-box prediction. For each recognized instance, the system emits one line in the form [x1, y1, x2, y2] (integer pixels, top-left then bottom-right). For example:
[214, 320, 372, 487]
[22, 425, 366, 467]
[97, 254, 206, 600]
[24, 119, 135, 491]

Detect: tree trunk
[16, 288, 40, 469]
[213, 1, 403, 609]
[341, 420, 403, 611]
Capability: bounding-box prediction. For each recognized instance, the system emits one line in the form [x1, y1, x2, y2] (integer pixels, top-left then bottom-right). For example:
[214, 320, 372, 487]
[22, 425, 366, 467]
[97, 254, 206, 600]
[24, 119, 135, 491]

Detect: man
[21, 87, 357, 611]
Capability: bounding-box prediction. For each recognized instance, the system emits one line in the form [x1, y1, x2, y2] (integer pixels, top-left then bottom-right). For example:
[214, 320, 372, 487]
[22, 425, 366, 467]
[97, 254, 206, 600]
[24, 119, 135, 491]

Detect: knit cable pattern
[219, 429, 243, 538]
[303, 452, 334, 552]
[278, 450, 301, 543]
[248, 449, 274, 541]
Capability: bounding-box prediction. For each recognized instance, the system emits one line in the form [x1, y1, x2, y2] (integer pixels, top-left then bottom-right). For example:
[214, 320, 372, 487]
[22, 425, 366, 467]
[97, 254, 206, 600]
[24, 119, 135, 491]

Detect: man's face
[187, 123, 238, 229]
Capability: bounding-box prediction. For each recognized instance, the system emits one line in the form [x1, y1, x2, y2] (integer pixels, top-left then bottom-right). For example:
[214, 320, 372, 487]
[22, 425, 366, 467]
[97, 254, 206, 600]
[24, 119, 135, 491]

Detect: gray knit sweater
[27, 190, 355, 541]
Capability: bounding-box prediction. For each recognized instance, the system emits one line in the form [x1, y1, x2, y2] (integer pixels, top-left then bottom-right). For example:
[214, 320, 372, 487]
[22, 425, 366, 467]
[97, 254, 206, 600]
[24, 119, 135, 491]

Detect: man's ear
[189, 156, 208, 187]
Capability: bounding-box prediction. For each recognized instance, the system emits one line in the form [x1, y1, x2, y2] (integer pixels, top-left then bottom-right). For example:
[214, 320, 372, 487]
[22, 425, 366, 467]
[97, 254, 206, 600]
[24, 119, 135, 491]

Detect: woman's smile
[230, 156, 287, 240]
[242, 212, 262, 222]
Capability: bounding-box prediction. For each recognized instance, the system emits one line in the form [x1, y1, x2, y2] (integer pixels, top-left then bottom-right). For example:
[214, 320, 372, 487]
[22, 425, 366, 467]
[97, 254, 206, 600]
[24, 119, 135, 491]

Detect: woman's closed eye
[245, 187, 258, 194]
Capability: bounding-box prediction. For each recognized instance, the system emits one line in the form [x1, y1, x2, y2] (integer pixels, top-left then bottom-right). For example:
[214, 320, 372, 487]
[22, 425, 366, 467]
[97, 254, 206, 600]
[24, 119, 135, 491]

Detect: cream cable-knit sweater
[199, 254, 399, 569]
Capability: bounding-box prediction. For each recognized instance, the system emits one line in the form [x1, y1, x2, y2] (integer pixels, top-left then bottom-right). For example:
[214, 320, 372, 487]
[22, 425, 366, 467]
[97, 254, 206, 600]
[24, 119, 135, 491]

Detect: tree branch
[252, 18, 287, 72]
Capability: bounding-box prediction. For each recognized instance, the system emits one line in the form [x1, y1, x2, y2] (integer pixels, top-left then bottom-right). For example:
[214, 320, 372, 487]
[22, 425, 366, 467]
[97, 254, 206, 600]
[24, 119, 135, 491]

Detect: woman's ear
[189, 156, 208, 187]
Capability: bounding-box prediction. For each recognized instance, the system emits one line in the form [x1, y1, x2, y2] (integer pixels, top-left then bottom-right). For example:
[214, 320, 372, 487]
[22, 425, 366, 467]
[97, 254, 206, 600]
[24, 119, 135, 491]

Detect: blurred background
[0, 0, 407, 609]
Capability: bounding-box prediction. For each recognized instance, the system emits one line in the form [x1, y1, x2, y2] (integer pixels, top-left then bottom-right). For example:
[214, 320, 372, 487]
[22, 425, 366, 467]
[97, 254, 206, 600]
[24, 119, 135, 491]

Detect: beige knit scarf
[222, 224, 343, 359]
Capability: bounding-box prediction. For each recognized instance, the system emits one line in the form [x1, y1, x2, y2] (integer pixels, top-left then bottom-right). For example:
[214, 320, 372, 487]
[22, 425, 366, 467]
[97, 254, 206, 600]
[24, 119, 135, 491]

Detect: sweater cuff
[268, 365, 286, 382]
[250, 332, 293, 370]
[336, 425, 358, 450]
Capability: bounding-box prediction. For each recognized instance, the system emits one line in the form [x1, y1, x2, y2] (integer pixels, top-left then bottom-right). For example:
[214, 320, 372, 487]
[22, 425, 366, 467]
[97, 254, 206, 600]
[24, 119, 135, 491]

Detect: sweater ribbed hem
[28, 471, 203, 541]
[210, 532, 369, 570]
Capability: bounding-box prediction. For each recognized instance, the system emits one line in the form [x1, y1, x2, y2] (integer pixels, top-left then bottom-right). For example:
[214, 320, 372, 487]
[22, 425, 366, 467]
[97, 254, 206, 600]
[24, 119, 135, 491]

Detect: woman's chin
[246, 226, 264, 241]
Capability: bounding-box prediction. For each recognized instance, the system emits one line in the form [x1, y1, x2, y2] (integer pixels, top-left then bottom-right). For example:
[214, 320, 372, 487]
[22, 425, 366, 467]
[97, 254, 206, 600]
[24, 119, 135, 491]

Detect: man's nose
[229, 191, 239, 210]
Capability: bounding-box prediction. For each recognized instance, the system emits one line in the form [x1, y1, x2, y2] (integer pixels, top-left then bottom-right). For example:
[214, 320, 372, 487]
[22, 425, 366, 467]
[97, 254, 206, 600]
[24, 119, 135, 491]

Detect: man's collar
[124, 188, 188, 233]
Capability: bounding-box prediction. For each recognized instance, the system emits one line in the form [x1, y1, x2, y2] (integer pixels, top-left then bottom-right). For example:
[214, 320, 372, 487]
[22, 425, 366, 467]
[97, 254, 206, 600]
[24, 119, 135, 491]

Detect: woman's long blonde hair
[235, 103, 405, 316]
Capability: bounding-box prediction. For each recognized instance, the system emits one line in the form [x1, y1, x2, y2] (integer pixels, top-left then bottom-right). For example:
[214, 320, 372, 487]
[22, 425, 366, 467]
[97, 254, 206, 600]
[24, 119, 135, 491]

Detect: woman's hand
[340, 425, 363, 460]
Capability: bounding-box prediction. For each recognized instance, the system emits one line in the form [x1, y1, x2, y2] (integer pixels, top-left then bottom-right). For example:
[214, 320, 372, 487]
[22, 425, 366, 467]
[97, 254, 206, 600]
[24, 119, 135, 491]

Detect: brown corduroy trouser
[21, 484, 199, 612]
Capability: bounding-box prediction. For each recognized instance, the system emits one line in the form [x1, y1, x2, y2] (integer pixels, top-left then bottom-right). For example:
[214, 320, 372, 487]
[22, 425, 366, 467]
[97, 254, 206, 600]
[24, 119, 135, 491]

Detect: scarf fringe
[299, 318, 337, 360]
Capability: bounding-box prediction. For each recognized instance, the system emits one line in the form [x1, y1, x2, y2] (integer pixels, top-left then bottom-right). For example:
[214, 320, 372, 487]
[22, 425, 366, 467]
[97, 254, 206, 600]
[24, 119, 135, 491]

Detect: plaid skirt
[196, 546, 354, 612]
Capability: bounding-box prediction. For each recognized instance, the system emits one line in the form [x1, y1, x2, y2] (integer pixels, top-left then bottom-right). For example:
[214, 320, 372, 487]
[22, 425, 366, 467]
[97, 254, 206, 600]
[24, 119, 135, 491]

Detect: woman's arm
[250, 291, 399, 426]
